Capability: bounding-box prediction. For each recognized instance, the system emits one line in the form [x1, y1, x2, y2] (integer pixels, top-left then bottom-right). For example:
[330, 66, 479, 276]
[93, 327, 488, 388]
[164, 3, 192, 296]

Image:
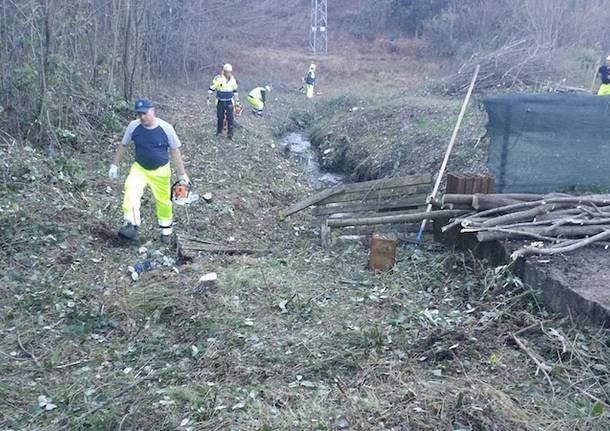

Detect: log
[536, 205, 610, 220]
[544, 195, 610, 205]
[480, 203, 572, 227]
[473, 200, 544, 218]
[441, 194, 474, 206]
[471, 227, 566, 243]
[326, 207, 427, 220]
[317, 183, 431, 205]
[476, 225, 609, 242]
[311, 194, 427, 216]
[327, 209, 468, 228]
[284, 173, 431, 217]
[442, 193, 547, 206]
[542, 217, 610, 234]
[338, 173, 432, 194]
[440, 213, 477, 232]
[472, 194, 523, 210]
[511, 229, 610, 259]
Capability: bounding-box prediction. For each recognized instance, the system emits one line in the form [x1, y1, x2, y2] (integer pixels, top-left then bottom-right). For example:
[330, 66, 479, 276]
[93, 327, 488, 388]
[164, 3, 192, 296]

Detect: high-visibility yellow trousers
[122, 162, 172, 233]
[306, 84, 314, 98]
[598, 83, 610, 95]
[246, 95, 264, 111]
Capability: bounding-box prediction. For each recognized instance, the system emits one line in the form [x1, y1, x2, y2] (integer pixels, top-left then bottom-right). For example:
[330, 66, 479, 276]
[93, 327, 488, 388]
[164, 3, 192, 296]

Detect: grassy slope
[1, 79, 609, 430]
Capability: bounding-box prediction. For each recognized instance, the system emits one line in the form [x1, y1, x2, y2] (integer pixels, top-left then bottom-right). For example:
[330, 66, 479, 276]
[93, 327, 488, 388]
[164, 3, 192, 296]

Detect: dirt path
[1, 89, 609, 430]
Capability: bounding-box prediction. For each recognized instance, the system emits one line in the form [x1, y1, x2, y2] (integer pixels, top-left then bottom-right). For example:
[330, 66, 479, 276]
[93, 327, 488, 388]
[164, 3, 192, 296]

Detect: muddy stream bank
[280, 132, 345, 189]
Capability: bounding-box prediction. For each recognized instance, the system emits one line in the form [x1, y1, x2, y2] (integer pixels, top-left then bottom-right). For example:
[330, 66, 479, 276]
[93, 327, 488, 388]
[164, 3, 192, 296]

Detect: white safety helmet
[223, 63, 233, 72]
[264, 85, 272, 92]
[606, 55, 610, 62]
[309, 63, 316, 71]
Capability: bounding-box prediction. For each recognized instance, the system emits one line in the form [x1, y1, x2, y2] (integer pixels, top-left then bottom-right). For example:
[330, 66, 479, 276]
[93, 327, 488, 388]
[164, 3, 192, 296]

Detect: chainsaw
[171, 180, 199, 205]
[222, 102, 242, 131]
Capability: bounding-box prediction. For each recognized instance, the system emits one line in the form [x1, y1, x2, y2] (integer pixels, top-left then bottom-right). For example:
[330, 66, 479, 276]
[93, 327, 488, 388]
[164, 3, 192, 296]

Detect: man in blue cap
[108, 98, 189, 243]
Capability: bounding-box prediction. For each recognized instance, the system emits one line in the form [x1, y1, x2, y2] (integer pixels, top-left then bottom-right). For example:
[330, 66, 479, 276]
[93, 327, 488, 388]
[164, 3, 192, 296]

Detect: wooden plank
[456, 175, 466, 194]
[339, 223, 433, 235]
[464, 175, 475, 194]
[179, 242, 270, 254]
[326, 204, 426, 220]
[317, 184, 431, 205]
[472, 176, 483, 194]
[321, 220, 332, 249]
[487, 175, 496, 193]
[311, 194, 428, 216]
[339, 173, 432, 194]
[280, 173, 432, 218]
[280, 185, 344, 218]
[446, 173, 459, 194]
[327, 209, 469, 228]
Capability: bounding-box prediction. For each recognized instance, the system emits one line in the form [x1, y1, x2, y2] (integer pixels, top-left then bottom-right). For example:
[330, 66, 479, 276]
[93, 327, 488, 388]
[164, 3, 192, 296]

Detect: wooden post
[321, 219, 332, 249]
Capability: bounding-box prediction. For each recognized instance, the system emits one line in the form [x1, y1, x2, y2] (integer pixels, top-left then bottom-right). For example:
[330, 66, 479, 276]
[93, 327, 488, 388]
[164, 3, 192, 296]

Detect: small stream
[280, 132, 346, 189]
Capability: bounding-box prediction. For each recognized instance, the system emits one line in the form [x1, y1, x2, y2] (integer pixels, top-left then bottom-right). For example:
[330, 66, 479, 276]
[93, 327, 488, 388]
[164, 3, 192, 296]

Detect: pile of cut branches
[440, 193, 610, 259]
[437, 40, 553, 94]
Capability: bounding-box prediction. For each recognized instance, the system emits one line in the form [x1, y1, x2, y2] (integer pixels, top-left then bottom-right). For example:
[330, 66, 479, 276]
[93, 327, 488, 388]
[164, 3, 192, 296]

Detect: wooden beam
[317, 184, 431, 205]
[327, 209, 469, 228]
[179, 243, 270, 255]
[280, 185, 344, 218]
[280, 173, 431, 218]
[311, 194, 428, 216]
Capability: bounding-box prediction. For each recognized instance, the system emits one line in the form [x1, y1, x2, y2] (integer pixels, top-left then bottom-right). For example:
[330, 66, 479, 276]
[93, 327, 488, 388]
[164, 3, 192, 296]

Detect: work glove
[178, 173, 190, 185]
[108, 164, 118, 179]
[206, 98, 211, 106]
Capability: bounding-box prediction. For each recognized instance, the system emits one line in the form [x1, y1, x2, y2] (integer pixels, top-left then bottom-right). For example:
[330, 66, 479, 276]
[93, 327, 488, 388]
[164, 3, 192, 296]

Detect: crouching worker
[108, 98, 189, 243]
[246, 85, 272, 116]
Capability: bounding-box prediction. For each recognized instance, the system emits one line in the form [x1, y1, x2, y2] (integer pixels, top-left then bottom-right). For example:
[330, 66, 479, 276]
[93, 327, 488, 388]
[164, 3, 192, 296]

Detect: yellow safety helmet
[223, 63, 233, 72]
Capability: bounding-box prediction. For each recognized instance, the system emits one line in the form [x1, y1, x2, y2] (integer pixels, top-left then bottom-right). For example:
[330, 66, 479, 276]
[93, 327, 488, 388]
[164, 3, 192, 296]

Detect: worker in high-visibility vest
[208, 63, 239, 139]
[304, 64, 316, 98]
[208, 68, 224, 107]
[598, 55, 610, 96]
[246, 85, 272, 116]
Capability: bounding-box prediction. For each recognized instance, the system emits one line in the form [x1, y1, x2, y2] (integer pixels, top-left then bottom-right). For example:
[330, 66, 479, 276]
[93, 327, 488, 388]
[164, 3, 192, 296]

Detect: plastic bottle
[134, 259, 156, 274]
[128, 259, 157, 281]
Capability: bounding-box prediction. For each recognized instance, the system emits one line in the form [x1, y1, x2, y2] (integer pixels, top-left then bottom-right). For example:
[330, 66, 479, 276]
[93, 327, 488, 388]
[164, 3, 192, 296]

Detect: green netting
[485, 94, 610, 193]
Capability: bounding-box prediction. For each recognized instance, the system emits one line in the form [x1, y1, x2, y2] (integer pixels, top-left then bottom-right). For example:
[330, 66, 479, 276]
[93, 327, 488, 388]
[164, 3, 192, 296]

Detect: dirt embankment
[293, 94, 489, 182]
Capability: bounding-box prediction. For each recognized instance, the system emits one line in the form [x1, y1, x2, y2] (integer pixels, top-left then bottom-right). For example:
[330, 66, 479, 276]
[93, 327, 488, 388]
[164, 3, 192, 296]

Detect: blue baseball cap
[134, 98, 154, 112]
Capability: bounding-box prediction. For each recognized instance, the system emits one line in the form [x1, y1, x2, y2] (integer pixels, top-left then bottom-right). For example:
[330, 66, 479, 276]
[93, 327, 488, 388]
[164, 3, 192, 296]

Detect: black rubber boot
[118, 223, 138, 241]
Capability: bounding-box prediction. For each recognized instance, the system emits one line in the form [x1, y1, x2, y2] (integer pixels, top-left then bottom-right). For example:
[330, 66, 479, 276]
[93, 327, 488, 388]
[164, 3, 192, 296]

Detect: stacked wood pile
[440, 193, 610, 259]
[280, 173, 465, 248]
